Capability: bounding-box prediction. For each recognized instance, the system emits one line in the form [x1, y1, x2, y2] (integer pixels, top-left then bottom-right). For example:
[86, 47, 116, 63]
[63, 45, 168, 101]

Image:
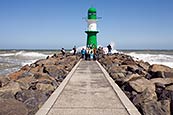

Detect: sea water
[0, 50, 57, 75]
[124, 50, 173, 68]
[0, 49, 173, 75]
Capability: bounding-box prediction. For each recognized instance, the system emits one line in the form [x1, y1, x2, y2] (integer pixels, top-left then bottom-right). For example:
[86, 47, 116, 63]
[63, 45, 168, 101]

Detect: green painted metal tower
[85, 7, 99, 49]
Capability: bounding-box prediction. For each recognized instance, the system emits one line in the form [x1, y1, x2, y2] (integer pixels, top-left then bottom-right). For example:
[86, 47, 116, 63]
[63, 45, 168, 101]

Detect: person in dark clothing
[61, 48, 65, 56]
[73, 46, 77, 55]
[81, 48, 86, 59]
[85, 48, 90, 60]
[93, 48, 97, 60]
[107, 44, 112, 54]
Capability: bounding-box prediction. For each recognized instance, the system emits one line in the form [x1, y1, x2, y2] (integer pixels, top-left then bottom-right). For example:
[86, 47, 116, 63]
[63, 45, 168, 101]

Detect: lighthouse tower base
[85, 31, 99, 49]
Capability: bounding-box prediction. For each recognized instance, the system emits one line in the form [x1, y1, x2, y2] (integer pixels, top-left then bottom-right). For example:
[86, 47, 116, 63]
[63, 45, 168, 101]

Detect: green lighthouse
[85, 7, 99, 49]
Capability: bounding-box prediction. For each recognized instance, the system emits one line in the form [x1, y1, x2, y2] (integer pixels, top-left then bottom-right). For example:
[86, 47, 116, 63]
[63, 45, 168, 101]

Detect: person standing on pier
[73, 46, 77, 55]
[81, 48, 86, 59]
[61, 48, 65, 56]
[107, 44, 112, 54]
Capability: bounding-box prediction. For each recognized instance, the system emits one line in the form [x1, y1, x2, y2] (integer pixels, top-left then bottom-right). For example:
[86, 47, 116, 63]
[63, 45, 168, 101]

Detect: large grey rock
[34, 58, 57, 66]
[150, 78, 173, 85]
[44, 65, 67, 78]
[123, 74, 141, 83]
[0, 81, 21, 99]
[20, 64, 30, 71]
[15, 90, 48, 115]
[0, 98, 28, 115]
[164, 71, 173, 78]
[24, 97, 39, 115]
[99, 56, 113, 69]
[110, 72, 125, 81]
[15, 90, 47, 103]
[156, 89, 173, 101]
[133, 88, 157, 104]
[126, 65, 141, 74]
[166, 85, 173, 91]
[66, 55, 78, 63]
[129, 77, 155, 93]
[149, 64, 172, 72]
[0, 76, 10, 87]
[149, 64, 173, 78]
[36, 83, 55, 92]
[32, 72, 52, 82]
[141, 100, 170, 115]
[29, 65, 44, 73]
[137, 60, 150, 71]
[8, 70, 25, 80]
[16, 76, 36, 90]
[121, 58, 136, 65]
[108, 65, 127, 74]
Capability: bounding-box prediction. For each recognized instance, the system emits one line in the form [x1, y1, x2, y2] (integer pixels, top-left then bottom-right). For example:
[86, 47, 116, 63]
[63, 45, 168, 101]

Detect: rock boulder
[140, 100, 170, 115]
[149, 64, 173, 78]
[0, 81, 21, 99]
[0, 98, 28, 115]
[129, 77, 155, 93]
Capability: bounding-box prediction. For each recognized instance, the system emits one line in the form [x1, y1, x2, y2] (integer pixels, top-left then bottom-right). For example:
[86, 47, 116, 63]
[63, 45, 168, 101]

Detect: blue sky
[0, 0, 173, 49]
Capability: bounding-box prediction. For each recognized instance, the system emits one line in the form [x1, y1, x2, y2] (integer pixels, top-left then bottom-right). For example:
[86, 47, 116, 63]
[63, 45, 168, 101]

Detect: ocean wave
[0, 51, 50, 75]
[127, 52, 173, 68]
[0, 51, 48, 58]
[15, 51, 48, 58]
[0, 53, 15, 57]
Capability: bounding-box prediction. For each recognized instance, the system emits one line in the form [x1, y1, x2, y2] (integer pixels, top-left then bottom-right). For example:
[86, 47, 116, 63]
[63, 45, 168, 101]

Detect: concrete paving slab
[36, 60, 141, 115]
[46, 61, 130, 115]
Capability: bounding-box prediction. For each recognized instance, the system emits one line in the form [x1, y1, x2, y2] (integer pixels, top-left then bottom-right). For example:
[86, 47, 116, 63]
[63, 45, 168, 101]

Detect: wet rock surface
[98, 53, 173, 115]
[0, 53, 80, 115]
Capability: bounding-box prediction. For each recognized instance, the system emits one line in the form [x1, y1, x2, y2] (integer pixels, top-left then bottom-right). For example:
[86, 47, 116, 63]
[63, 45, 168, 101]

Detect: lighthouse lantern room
[85, 7, 99, 49]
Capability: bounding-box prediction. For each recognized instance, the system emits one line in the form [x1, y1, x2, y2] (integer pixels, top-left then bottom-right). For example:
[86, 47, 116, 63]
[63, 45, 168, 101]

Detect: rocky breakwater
[0, 53, 80, 115]
[98, 53, 173, 115]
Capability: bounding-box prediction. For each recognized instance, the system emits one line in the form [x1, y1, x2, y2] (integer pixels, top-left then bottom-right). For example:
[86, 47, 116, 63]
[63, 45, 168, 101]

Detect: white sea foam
[0, 51, 48, 58]
[0, 53, 15, 57]
[0, 51, 50, 75]
[15, 51, 47, 58]
[127, 52, 173, 68]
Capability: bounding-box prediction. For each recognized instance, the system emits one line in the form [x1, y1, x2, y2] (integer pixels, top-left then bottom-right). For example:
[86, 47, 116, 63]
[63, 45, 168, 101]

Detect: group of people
[61, 44, 112, 60]
[81, 47, 97, 60]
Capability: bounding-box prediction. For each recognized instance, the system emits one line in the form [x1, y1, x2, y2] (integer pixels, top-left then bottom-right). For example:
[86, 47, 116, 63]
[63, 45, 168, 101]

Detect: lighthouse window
[89, 13, 96, 16]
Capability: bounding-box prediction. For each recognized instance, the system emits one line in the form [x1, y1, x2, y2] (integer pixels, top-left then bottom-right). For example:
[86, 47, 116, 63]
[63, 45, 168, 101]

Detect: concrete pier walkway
[36, 60, 141, 115]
